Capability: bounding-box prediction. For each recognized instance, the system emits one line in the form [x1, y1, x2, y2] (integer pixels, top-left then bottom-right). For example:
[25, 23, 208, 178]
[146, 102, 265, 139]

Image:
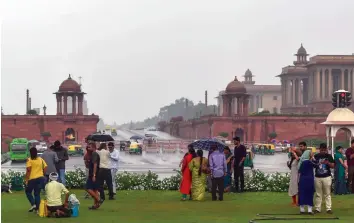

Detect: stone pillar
[292, 79, 296, 105]
[341, 69, 345, 90]
[59, 96, 62, 114]
[281, 78, 286, 106]
[237, 97, 241, 115]
[296, 79, 301, 105]
[78, 95, 83, 115]
[321, 70, 326, 100]
[284, 79, 288, 106]
[316, 69, 321, 101]
[309, 73, 314, 102]
[243, 97, 249, 116]
[232, 98, 235, 115]
[350, 69, 353, 93]
[63, 95, 68, 115]
[56, 95, 60, 115]
[222, 96, 228, 116]
[328, 68, 333, 96]
[72, 95, 77, 115]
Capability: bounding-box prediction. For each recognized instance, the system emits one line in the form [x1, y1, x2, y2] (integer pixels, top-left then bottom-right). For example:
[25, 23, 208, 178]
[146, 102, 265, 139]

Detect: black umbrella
[130, 135, 143, 140]
[86, 134, 114, 142]
[189, 138, 226, 152]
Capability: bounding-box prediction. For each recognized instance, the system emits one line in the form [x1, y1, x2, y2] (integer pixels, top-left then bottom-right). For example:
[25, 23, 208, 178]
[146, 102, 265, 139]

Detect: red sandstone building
[1, 75, 99, 152]
[163, 45, 354, 142]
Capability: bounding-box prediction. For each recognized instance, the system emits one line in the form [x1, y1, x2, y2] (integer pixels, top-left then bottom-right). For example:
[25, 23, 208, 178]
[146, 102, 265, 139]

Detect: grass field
[1, 190, 353, 223]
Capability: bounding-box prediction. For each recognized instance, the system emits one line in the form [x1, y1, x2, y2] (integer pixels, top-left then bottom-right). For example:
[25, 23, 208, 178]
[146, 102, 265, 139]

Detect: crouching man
[45, 172, 71, 217]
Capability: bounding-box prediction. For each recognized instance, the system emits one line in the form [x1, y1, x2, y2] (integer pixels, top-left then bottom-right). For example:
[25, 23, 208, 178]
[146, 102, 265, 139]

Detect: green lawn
[1, 190, 353, 223]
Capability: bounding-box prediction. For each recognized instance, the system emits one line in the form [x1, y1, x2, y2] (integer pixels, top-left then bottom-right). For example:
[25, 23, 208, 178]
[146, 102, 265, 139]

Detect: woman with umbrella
[180, 145, 196, 201]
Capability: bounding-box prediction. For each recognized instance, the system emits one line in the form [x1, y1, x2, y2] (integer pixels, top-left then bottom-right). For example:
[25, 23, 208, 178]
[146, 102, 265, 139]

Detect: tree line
[118, 97, 217, 129]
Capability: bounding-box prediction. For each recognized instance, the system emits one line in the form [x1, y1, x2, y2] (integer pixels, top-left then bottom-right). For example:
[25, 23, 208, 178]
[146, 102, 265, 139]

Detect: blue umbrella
[189, 138, 226, 152]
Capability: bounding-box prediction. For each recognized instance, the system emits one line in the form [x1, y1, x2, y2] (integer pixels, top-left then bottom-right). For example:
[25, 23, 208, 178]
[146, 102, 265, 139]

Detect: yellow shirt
[26, 157, 47, 180]
[45, 181, 69, 206]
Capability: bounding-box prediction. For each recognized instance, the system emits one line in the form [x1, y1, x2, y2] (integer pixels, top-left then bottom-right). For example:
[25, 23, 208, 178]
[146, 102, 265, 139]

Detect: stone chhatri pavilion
[1, 75, 99, 152]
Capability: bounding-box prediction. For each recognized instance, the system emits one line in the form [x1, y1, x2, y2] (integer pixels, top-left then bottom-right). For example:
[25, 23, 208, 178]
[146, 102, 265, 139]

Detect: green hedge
[1, 168, 291, 192]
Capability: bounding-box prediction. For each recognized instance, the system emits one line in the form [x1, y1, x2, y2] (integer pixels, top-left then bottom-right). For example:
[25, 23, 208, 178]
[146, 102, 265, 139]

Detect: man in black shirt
[85, 143, 102, 210]
[313, 143, 334, 214]
[233, 137, 247, 193]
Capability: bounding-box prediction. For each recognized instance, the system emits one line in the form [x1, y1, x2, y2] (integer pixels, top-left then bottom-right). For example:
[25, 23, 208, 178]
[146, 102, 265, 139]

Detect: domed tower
[54, 74, 86, 115]
[242, 69, 255, 85]
[222, 76, 249, 116]
[293, 43, 309, 66]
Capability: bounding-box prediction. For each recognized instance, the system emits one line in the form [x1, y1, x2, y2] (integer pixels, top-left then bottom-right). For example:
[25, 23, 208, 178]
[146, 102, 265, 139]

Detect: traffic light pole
[332, 90, 352, 109]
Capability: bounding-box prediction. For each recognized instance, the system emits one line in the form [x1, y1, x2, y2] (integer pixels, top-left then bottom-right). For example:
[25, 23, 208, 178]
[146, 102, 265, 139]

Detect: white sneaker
[28, 205, 36, 212]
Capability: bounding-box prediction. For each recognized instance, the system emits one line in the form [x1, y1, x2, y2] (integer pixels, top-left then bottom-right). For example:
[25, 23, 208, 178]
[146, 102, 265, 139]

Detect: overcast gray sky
[1, 0, 354, 124]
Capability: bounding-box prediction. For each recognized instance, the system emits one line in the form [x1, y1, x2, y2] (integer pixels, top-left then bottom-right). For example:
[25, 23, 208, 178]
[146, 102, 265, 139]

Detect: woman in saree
[189, 149, 209, 201]
[180, 145, 196, 201]
[223, 147, 234, 192]
[334, 146, 348, 195]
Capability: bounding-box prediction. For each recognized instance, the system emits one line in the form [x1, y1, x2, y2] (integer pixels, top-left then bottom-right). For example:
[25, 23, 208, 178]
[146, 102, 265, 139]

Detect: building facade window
[273, 96, 278, 100]
[273, 107, 277, 114]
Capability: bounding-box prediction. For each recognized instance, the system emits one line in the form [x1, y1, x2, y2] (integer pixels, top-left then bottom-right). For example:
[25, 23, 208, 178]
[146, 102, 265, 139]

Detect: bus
[10, 138, 30, 161]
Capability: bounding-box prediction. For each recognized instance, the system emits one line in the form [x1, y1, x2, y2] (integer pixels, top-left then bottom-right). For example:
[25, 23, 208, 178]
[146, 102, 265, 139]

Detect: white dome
[322, 108, 354, 125]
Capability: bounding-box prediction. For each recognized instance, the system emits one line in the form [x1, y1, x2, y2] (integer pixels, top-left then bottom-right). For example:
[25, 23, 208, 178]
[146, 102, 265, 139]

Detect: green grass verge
[1, 190, 353, 223]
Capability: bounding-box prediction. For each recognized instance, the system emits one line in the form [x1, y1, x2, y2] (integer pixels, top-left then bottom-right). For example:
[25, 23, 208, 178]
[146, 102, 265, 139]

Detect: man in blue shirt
[209, 144, 227, 201]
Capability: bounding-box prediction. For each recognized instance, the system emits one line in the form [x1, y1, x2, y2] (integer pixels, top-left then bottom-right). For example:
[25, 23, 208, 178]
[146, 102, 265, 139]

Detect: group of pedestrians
[83, 141, 119, 210]
[24, 139, 121, 214]
[287, 140, 354, 215]
[24, 141, 71, 217]
[179, 136, 247, 201]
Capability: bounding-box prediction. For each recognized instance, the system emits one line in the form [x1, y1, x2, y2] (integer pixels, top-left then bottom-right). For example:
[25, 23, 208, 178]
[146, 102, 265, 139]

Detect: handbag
[38, 199, 48, 217]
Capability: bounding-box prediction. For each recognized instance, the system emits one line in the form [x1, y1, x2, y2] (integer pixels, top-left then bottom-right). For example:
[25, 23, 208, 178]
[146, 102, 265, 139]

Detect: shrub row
[1, 168, 292, 192]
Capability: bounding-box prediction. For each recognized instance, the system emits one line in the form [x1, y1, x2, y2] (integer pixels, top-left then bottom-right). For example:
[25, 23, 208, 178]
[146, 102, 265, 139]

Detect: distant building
[216, 69, 282, 115]
[278, 44, 354, 113]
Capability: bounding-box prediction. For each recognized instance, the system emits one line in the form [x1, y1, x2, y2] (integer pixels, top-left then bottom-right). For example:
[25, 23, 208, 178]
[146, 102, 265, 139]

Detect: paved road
[1, 153, 289, 178]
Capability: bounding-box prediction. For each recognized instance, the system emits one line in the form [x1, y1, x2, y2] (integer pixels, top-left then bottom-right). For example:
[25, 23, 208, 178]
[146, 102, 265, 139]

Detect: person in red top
[180, 145, 196, 201]
[345, 139, 354, 193]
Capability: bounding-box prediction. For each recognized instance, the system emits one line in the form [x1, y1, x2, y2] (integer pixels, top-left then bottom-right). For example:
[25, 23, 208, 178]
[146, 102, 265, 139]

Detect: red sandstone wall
[1, 115, 98, 152]
[212, 121, 236, 139]
[172, 116, 332, 144]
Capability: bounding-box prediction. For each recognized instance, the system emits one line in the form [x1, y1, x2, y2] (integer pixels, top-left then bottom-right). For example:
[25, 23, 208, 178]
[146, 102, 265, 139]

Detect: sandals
[88, 202, 101, 210]
[88, 204, 100, 210]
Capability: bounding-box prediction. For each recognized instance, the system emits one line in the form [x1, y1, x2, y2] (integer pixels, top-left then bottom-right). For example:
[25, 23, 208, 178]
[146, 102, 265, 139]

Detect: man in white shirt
[45, 172, 71, 217]
[108, 142, 119, 196]
[96, 143, 114, 201]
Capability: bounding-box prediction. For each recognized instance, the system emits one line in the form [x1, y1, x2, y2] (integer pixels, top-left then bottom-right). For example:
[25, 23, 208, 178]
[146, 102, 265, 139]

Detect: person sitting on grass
[45, 172, 71, 218]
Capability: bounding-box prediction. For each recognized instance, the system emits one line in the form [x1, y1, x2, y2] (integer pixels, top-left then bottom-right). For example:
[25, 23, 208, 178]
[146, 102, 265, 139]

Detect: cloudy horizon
[2, 0, 354, 124]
